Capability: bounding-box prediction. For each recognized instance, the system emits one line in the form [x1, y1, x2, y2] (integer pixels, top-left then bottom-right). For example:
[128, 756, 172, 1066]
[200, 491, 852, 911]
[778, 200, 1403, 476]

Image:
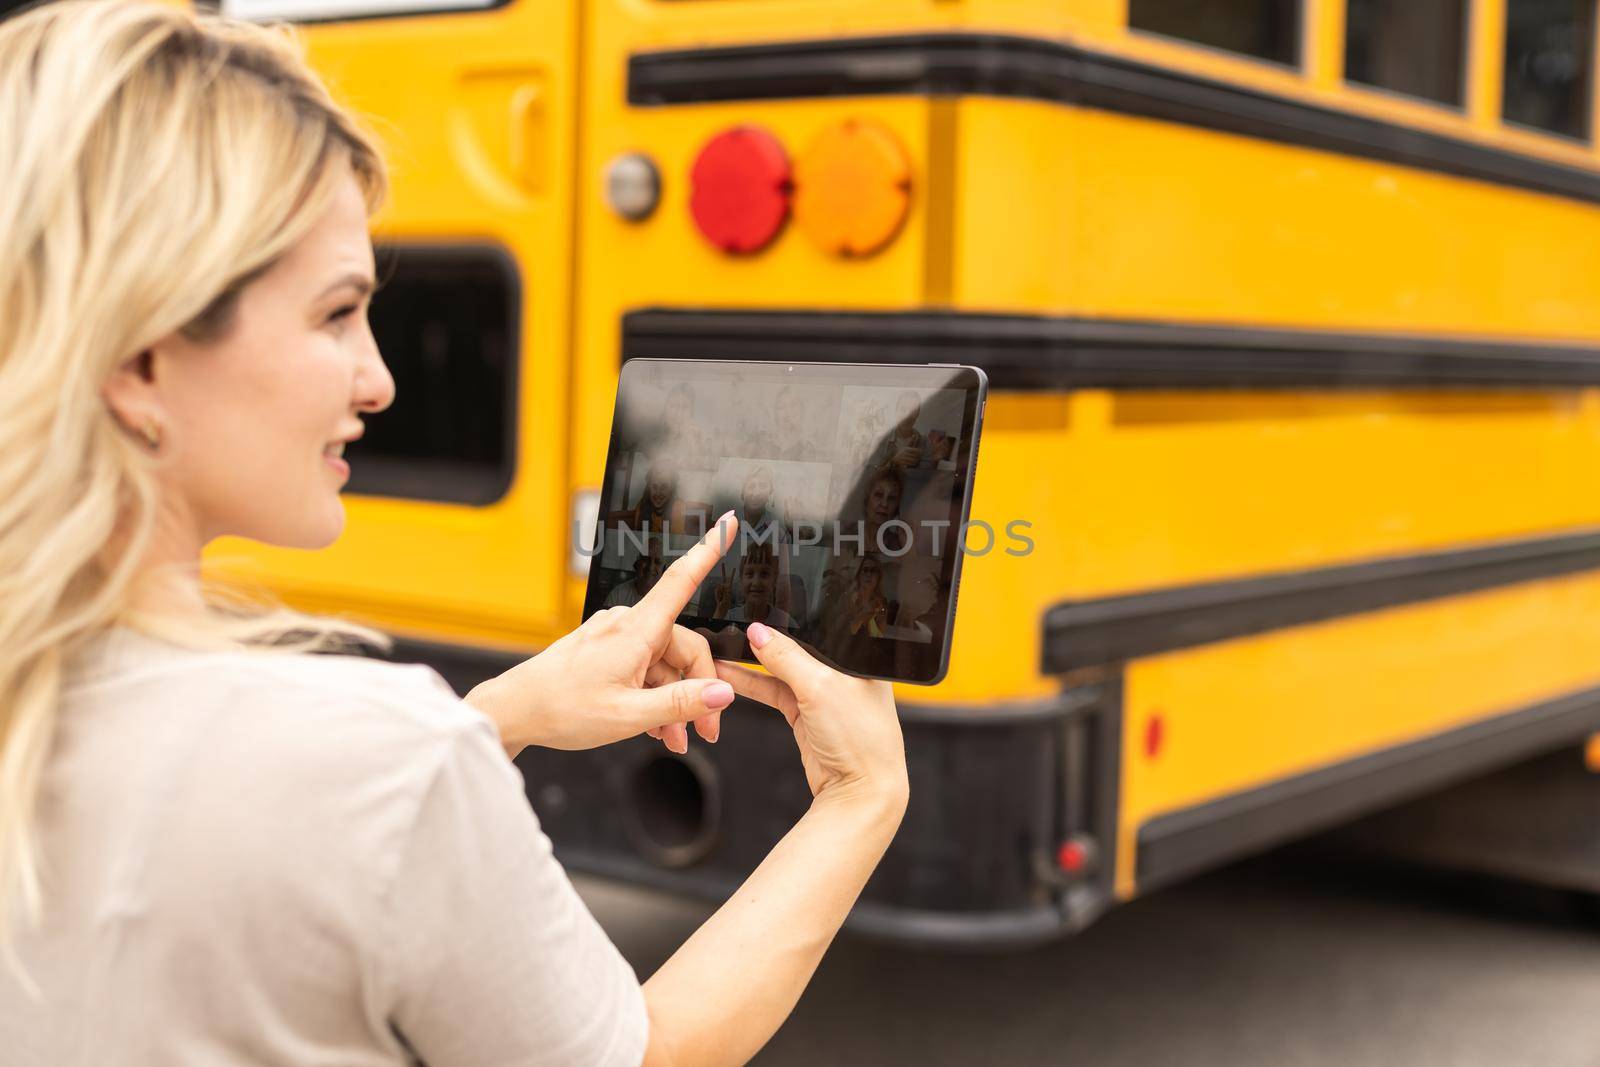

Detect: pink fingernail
[747, 622, 773, 649]
[702, 680, 734, 710]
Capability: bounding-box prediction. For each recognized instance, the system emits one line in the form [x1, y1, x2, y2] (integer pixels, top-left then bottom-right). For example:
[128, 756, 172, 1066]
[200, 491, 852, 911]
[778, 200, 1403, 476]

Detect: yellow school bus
[208, 0, 1600, 944]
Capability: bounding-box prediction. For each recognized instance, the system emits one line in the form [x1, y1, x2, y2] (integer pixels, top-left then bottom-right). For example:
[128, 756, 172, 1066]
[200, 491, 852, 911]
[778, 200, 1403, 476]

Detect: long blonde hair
[0, 0, 397, 949]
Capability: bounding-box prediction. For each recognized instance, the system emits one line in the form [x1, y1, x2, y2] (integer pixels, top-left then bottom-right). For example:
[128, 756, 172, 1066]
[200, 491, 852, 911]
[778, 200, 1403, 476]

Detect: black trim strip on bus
[622, 308, 1600, 390]
[1042, 528, 1600, 674]
[628, 32, 1600, 208]
[1135, 681, 1600, 892]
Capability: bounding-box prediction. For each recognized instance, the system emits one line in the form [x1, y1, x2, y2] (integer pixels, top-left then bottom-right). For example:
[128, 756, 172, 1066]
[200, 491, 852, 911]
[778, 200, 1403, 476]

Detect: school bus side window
[347, 245, 519, 506]
[1127, 0, 1302, 67]
[1344, 0, 1468, 108]
[1502, 0, 1596, 140]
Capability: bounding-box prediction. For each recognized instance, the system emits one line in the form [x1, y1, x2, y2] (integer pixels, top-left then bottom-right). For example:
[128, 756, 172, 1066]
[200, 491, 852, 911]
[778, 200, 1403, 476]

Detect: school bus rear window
[346, 245, 518, 506]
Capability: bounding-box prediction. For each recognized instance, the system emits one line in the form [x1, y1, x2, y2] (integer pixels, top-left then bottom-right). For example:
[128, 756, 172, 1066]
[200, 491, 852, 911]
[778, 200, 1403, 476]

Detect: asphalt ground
[576, 843, 1600, 1066]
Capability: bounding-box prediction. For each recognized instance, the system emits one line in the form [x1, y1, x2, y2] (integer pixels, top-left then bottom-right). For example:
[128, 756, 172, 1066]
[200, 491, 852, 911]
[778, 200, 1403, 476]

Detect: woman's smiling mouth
[323, 440, 349, 478]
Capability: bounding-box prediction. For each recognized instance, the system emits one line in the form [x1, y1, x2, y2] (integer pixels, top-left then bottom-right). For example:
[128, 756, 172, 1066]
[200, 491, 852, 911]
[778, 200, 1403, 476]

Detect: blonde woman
[0, 3, 909, 1065]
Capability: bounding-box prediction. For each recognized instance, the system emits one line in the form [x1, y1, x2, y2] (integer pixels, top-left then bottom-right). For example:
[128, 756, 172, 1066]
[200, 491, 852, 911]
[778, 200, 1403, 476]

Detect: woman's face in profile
[109, 166, 393, 551]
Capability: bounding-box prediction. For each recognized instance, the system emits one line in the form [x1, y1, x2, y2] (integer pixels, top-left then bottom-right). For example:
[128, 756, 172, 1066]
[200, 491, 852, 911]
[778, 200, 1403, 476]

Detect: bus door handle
[508, 81, 546, 196]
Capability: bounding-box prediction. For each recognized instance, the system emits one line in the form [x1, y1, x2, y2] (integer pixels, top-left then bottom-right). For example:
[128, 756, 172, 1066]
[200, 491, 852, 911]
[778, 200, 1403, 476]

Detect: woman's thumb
[745, 622, 822, 690]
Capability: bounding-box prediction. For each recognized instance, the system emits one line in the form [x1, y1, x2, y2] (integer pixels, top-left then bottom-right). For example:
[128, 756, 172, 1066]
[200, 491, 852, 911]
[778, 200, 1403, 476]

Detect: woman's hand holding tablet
[715, 622, 906, 802]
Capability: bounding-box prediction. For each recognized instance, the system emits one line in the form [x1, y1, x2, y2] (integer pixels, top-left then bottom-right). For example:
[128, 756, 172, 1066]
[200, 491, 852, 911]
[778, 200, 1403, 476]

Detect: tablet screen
[585, 358, 986, 685]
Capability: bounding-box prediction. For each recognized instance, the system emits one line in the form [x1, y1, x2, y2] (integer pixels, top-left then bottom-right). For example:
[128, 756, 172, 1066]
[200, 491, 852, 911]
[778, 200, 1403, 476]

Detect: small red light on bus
[1056, 837, 1097, 876]
[688, 126, 792, 254]
[1144, 712, 1165, 760]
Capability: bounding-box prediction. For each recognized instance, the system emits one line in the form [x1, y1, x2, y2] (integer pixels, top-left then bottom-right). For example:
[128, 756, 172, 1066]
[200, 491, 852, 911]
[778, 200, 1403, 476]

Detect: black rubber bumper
[516, 693, 1108, 949]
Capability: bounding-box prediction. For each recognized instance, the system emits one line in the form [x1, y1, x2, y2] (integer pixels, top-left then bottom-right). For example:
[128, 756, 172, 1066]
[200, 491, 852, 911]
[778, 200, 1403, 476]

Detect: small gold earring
[140, 417, 161, 450]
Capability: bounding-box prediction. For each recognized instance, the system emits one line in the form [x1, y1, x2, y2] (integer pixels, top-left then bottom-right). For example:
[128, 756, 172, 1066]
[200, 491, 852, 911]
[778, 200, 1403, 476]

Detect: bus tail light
[688, 125, 791, 254]
[1056, 836, 1098, 877]
[793, 117, 911, 257]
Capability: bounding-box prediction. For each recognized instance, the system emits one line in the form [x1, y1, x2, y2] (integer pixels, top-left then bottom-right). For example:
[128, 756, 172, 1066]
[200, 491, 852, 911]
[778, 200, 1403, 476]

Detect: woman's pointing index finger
[632, 511, 738, 632]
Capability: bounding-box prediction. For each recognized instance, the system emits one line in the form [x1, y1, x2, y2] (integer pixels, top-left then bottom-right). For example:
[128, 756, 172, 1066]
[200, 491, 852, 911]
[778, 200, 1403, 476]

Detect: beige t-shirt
[2, 626, 649, 1066]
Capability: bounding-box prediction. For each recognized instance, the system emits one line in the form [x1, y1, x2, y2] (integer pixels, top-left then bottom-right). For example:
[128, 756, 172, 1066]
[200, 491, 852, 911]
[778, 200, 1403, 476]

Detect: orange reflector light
[1585, 732, 1600, 773]
[793, 118, 911, 257]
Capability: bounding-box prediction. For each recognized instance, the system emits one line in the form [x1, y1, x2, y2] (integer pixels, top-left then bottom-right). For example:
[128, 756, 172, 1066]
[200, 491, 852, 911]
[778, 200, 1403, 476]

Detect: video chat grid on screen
[590, 373, 974, 647]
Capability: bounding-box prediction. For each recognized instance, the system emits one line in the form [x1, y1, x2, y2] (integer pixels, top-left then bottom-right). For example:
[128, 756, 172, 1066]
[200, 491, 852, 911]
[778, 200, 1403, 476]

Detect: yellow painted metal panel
[1115, 570, 1600, 896]
[203, 2, 582, 642]
[955, 97, 1600, 336]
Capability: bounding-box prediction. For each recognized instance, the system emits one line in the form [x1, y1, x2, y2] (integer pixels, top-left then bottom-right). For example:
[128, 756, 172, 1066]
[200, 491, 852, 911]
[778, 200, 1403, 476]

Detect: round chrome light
[604, 151, 662, 222]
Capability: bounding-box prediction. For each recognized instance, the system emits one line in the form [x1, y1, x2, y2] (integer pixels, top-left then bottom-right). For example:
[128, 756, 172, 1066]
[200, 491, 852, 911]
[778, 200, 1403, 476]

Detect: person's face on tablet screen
[866, 473, 901, 526]
[742, 467, 773, 514]
[857, 555, 883, 597]
[647, 466, 673, 509]
[636, 541, 665, 591]
[743, 556, 777, 612]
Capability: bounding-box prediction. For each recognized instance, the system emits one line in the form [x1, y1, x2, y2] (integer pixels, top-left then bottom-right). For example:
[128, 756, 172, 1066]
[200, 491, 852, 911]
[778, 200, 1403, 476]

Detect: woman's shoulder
[220, 648, 492, 759]
[64, 626, 492, 755]
[52, 630, 516, 911]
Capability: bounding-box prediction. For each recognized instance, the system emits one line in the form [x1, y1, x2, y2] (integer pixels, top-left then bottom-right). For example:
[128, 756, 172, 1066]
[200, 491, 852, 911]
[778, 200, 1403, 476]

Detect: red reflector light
[1057, 839, 1090, 875]
[689, 126, 792, 254]
[1144, 712, 1165, 759]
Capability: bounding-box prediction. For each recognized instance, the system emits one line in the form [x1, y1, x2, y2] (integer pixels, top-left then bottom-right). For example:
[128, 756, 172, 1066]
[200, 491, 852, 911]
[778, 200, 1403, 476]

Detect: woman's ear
[100, 347, 165, 443]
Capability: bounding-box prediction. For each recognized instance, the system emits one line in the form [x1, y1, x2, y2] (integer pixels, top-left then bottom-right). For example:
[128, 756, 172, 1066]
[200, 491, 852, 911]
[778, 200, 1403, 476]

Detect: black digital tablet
[583, 358, 988, 685]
